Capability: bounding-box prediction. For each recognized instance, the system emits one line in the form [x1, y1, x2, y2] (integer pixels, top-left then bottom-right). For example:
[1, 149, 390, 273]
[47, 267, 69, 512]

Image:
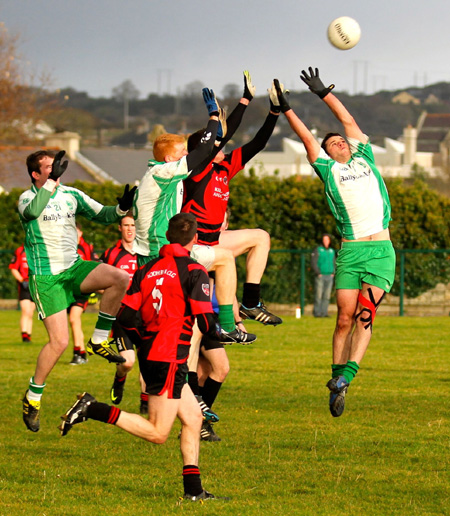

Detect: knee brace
[355, 288, 385, 331]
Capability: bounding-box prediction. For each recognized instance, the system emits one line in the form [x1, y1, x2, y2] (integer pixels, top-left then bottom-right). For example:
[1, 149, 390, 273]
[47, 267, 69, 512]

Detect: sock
[182, 465, 203, 496]
[199, 377, 222, 409]
[342, 360, 360, 384]
[87, 402, 121, 425]
[73, 346, 81, 356]
[140, 392, 149, 402]
[80, 350, 87, 359]
[218, 304, 235, 332]
[28, 377, 46, 402]
[188, 372, 200, 396]
[91, 312, 116, 344]
[242, 283, 261, 309]
[22, 332, 31, 342]
[331, 364, 346, 378]
[114, 372, 127, 384]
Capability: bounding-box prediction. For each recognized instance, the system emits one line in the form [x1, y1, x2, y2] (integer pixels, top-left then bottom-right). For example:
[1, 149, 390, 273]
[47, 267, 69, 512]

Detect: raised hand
[300, 67, 335, 99]
[202, 88, 220, 116]
[116, 184, 137, 212]
[273, 79, 291, 113]
[243, 70, 256, 101]
[49, 150, 68, 180]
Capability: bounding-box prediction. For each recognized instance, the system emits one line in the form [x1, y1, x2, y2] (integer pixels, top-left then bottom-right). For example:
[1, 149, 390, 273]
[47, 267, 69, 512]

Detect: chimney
[403, 125, 417, 165]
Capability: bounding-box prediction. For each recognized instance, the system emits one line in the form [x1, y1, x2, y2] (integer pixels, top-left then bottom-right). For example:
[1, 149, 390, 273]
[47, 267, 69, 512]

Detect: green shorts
[335, 240, 396, 292]
[30, 259, 100, 319]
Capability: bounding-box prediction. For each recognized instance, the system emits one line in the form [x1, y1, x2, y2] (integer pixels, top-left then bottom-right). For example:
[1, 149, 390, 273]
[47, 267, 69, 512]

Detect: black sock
[114, 373, 127, 384]
[188, 372, 200, 396]
[242, 283, 261, 308]
[87, 402, 121, 425]
[199, 377, 222, 408]
[80, 350, 87, 359]
[183, 465, 202, 496]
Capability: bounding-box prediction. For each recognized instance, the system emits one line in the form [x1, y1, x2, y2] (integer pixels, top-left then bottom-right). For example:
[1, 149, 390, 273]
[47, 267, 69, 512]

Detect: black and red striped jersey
[77, 237, 95, 261]
[122, 243, 213, 363]
[9, 245, 29, 280]
[100, 240, 138, 288]
[181, 147, 243, 246]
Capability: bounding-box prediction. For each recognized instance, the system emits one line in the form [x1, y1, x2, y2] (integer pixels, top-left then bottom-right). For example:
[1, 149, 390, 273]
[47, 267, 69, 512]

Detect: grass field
[1, 311, 449, 516]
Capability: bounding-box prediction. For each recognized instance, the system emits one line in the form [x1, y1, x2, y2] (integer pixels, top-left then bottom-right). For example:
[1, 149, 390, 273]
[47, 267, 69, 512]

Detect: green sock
[92, 312, 116, 343]
[28, 376, 46, 401]
[218, 304, 235, 332]
[331, 364, 346, 379]
[342, 361, 360, 384]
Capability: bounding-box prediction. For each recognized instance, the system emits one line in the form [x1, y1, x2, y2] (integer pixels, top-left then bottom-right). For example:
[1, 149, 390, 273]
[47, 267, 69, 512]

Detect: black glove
[300, 67, 334, 99]
[243, 70, 256, 101]
[117, 184, 137, 212]
[49, 150, 68, 180]
[21, 280, 29, 291]
[273, 79, 291, 113]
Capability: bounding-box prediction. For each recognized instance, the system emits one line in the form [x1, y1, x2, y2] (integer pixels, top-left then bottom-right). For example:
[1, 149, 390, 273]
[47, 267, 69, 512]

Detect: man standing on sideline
[9, 244, 35, 342]
[60, 213, 228, 502]
[311, 234, 335, 318]
[19, 149, 135, 432]
[275, 68, 395, 418]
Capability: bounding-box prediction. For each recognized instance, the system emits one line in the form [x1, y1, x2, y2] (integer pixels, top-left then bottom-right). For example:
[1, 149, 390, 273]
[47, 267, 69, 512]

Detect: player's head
[26, 150, 56, 183]
[188, 129, 225, 163]
[119, 214, 135, 244]
[166, 213, 198, 247]
[321, 133, 350, 160]
[153, 134, 187, 162]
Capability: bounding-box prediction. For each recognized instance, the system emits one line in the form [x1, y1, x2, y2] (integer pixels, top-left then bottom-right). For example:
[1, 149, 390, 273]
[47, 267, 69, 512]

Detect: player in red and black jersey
[60, 213, 228, 502]
[9, 245, 35, 342]
[68, 224, 99, 365]
[182, 77, 283, 326]
[99, 215, 147, 412]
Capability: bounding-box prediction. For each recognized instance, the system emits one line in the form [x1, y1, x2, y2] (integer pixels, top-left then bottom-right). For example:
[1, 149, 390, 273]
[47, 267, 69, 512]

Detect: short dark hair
[187, 129, 206, 153]
[321, 132, 342, 154]
[26, 150, 56, 183]
[166, 213, 197, 246]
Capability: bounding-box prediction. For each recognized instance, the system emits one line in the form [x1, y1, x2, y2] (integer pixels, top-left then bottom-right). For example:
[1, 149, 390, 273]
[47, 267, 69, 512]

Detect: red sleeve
[226, 147, 244, 181]
[188, 263, 214, 316]
[9, 247, 21, 271]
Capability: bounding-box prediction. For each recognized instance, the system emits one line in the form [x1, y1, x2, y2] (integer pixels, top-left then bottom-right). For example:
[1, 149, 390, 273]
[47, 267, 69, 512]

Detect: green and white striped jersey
[18, 180, 123, 275]
[133, 157, 189, 258]
[312, 137, 391, 240]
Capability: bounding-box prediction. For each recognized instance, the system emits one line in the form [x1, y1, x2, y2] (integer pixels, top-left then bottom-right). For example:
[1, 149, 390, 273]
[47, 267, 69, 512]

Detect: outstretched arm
[300, 67, 366, 143]
[274, 79, 321, 163]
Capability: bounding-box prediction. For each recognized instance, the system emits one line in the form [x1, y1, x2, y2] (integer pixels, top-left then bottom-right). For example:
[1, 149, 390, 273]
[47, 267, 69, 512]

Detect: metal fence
[2, 248, 450, 316]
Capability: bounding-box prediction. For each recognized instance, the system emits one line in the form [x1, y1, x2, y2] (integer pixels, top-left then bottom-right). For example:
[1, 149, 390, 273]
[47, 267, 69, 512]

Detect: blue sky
[2, 0, 449, 99]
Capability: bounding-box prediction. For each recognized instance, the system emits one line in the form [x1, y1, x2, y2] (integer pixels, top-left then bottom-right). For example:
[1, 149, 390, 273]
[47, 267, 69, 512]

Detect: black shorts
[18, 284, 33, 302]
[112, 320, 136, 352]
[67, 297, 89, 313]
[137, 356, 188, 399]
[201, 334, 224, 351]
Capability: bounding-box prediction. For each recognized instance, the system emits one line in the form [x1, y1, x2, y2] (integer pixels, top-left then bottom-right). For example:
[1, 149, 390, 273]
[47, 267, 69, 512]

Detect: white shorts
[191, 244, 215, 271]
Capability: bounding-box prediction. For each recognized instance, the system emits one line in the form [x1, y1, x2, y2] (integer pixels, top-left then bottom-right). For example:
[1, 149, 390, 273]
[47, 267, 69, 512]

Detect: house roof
[80, 147, 153, 184]
[417, 113, 450, 152]
[0, 146, 99, 193]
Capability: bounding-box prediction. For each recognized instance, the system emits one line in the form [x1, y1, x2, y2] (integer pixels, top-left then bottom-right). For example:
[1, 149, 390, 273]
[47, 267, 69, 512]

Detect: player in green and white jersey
[19, 149, 136, 432]
[275, 68, 396, 417]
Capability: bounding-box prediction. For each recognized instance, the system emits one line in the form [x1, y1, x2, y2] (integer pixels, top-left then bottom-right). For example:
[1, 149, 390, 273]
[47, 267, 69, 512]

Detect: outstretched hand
[273, 79, 291, 113]
[117, 184, 137, 212]
[300, 67, 334, 99]
[216, 107, 227, 141]
[243, 70, 256, 101]
[202, 88, 220, 116]
[49, 150, 68, 180]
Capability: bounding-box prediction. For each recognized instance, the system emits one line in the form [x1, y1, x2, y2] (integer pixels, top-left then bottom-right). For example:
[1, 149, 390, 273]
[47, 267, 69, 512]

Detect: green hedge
[1, 175, 449, 301]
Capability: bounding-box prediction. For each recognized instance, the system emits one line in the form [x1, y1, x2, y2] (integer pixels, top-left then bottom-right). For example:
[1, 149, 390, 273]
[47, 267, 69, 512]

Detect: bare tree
[112, 80, 140, 130]
[0, 22, 55, 145]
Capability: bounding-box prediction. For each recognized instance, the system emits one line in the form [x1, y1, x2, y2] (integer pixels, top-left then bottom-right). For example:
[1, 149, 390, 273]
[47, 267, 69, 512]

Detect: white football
[327, 16, 361, 50]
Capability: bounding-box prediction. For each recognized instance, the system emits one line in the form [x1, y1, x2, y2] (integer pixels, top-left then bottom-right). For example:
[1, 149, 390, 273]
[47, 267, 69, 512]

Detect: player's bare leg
[219, 229, 282, 326]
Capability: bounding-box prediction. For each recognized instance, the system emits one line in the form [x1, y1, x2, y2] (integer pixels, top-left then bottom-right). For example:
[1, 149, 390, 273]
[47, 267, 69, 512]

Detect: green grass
[1, 311, 449, 515]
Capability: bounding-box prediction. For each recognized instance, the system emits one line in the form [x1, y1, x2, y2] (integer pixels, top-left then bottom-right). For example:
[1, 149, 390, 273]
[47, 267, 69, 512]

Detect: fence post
[300, 251, 306, 313]
[399, 251, 405, 316]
